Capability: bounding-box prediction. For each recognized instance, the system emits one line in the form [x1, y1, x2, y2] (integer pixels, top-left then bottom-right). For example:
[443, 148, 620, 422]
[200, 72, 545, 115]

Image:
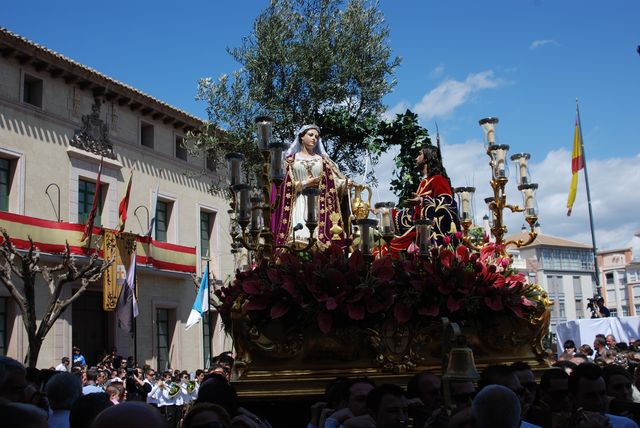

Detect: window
[606, 272, 615, 285]
[156, 308, 172, 371]
[546, 275, 564, 298]
[573, 276, 582, 299]
[141, 122, 154, 148]
[0, 158, 10, 212]
[200, 211, 213, 258]
[206, 154, 216, 171]
[635, 304, 640, 315]
[155, 200, 171, 242]
[559, 302, 566, 318]
[610, 309, 618, 318]
[78, 179, 103, 225]
[175, 136, 187, 161]
[23, 74, 43, 108]
[0, 297, 6, 355]
[539, 248, 594, 271]
[575, 300, 585, 319]
[623, 305, 630, 316]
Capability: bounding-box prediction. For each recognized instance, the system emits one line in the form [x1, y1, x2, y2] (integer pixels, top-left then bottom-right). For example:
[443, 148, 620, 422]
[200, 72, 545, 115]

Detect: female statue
[272, 125, 351, 247]
[387, 144, 460, 255]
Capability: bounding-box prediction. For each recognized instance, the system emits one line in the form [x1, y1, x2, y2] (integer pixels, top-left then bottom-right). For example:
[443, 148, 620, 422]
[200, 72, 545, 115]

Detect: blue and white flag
[185, 264, 209, 330]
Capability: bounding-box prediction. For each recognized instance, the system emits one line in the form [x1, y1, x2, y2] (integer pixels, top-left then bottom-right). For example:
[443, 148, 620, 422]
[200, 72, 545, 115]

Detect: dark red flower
[372, 257, 395, 282]
[270, 300, 290, 319]
[242, 280, 264, 295]
[439, 249, 455, 268]
[393, 303, 412, 324]
[418, 304, 439, 317]
[484, 295, 503, 311]
[347, 304, 365, 320]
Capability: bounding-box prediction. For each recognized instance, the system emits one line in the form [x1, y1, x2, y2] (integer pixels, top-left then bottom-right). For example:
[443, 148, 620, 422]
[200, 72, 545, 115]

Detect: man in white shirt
[55, 357, 70, 372]
[82, 368, 103, 395]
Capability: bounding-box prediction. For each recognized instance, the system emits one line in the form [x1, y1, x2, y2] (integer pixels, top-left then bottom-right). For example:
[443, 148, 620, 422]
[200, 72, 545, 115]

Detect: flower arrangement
[214, 237, 547, 335]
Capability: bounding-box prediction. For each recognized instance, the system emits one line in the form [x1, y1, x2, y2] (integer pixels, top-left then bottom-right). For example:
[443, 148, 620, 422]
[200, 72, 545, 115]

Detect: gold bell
[443, 346, 480, 381]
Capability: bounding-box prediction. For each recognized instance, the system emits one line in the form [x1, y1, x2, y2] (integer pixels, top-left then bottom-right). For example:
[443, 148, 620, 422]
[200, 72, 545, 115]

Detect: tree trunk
[25, 333, 43, 368]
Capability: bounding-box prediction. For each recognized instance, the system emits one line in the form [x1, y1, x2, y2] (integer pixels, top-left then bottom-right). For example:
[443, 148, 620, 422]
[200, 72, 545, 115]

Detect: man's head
[472, 385, 521, 428]
[606, 334, 617, 349]
[510, 362, 536, 415]
[45, 372, 82, 410]
[85, 368, 98, 385]
[603, 364, 633, 402]
[406, 372, 441, 413]
[366, 383, 408, 428]
[568, 363, 607, 412]
[593, 335, 607, 352]
[449, 380, 476, 412]
[92, 402, 165, 428]
[579, 344, 594, 357]
[0, 356, 28, 403]
[479, 364, 525, 414]
[539, 368, 570, 412]
[69, 392, 113, 428]
[61, 357, 70, 366]
[343, 378, 376, 416]
[73, 346, 80, 355]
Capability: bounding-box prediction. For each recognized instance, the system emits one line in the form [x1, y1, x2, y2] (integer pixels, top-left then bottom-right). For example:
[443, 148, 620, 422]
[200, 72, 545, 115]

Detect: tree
[377, 110, 432, 205]
[191, 0, 400, 181]
[0, 229, 112, 367]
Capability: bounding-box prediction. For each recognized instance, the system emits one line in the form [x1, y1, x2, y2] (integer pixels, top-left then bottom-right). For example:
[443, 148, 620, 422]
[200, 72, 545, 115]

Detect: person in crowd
[593, 296, 611, 318]
[143, 369, 158, 406]
[82, 368, 103, 395]
[568, 363, 638, 427]
[68, 392, 112, 428]
[365, 383, 409, 428]
[105, 383, 122, 405]
[0, 402, 48, 428]
[511, 361, 537, 421]
[594, 335, 608, 360]
[195, 374, 240, 418]
[0, 356, 29, 404]
[560, 340, 577, 360]
[571, 353, 590, 366]
[526, 368, 570, 427]
[46, 372, 82, 428]
[472, 384, 521, 428]
[273, 124, 351, 247]
[126, 367, 152, 402]
[423, 380, 476, 428]
[72, 347, 86, 368]
[405, 372, 441, 428]
[153, 370, 180, 428]
[579, 344, 595, 360]
[608, 335, 619, 349]
[56, 356, 71, 372]
[325, 378, 376, 428]
[604, 364, 635, 402]
[180, 402, 231, 428]
[92, 402, 166, 428]
[552, 359, 578, 375]
[478, 364, 540, 428]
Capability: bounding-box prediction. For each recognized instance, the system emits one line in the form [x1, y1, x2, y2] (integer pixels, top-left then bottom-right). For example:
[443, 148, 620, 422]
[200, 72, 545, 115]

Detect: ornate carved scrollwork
[70, 99, 116, 159]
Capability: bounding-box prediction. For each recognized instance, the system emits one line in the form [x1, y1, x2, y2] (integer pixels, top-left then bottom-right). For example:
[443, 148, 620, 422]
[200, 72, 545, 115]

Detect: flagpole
[133, 273, 138, 365]
[207, 259, 212, 369]
[576, 100, 601, 292]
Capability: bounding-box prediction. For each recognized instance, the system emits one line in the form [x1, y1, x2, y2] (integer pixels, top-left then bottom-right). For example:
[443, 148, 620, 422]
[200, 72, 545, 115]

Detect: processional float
[214, 116, 551, 400]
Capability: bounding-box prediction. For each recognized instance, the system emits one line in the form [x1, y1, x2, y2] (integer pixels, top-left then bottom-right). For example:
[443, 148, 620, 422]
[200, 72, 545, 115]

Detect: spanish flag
[117, 172, 133, 233]
[566, 110, 585, 216]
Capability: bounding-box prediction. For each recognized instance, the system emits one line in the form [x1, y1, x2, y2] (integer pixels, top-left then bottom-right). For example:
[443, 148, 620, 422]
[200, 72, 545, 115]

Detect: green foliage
[377, 110, 432, 205]
[191, 0, 400, 181]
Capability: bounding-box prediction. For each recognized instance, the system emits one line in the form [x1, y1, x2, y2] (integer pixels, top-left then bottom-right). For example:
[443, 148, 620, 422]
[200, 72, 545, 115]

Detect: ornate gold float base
[230, 309, 551, 397]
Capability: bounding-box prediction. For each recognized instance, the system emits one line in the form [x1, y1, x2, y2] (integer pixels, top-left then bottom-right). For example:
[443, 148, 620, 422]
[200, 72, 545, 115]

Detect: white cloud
[371, 139, 640, 253]
[382, 101, 409, 120]
[429, 63, 445, 79]
[530, 39, 559, 50]
[412, 71, 504, 121]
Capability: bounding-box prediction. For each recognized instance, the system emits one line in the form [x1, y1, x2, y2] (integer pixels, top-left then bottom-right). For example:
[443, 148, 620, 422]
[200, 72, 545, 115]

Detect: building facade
[0, 28, 234, 370]
[597, 248, 639, 317]
[506, 229, 596, 328]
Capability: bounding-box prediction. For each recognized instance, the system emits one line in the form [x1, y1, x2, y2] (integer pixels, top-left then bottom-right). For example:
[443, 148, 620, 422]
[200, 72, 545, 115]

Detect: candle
[302, 188, 320, 224]
[519, 159, 528, 184]
[236, 185, 251, 222]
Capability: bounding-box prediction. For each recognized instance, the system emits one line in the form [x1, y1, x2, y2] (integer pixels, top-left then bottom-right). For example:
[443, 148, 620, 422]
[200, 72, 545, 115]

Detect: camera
[125, 367, 136, 378]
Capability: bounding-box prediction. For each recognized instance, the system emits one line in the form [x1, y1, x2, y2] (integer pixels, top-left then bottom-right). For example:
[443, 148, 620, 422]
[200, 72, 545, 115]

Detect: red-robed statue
[386, 144, 460, 256]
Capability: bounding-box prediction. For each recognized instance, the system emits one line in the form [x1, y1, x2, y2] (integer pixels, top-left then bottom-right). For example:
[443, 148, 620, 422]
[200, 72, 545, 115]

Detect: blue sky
[3, 0, 639, 252]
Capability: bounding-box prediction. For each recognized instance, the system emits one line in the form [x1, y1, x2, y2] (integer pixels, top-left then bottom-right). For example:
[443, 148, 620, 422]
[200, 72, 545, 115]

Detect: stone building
[506, 228, 596, 327]
[0, 28, 234, 370]
[597, 247, 638, 316]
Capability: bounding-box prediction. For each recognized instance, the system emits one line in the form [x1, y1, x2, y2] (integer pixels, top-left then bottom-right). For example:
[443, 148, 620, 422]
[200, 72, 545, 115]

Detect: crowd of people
[3, 333, 640, 427]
